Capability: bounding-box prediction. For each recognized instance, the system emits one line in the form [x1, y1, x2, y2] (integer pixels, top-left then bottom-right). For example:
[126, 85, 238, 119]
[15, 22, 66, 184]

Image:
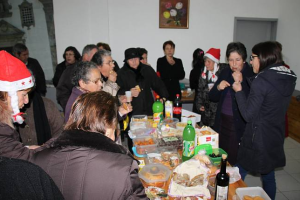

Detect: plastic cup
[125, 91, 132, 102]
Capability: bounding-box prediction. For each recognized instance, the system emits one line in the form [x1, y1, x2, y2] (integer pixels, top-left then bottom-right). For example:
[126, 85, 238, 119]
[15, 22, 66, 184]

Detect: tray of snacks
[130, 120, 151, 131]
[128, 128, 156, 139]
[139, 163, 172, 188]
[236, 187, 271, 200]
[146, 147, 181, 170]
[132, 135, 158, 155]
[159, 126, 183, 138]
[157, 136, 183, 149]
[168, 159, 211, 199]
[131, 115, 148, 122]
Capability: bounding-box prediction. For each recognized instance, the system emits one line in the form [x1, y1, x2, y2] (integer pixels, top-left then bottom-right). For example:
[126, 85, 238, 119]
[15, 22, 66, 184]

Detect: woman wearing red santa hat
[0, 51, 51, 160]
[194, 48, 227, 127]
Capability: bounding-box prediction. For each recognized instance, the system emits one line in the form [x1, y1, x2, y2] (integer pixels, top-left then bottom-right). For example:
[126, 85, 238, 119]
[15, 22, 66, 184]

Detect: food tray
[206, 148, 227, 166]
[236, 187, 271, 200]
[133, 135, 158, 155]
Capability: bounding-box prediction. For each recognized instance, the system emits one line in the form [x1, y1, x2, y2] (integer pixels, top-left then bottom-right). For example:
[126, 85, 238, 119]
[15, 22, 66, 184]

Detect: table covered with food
[127, 114, 269, 200]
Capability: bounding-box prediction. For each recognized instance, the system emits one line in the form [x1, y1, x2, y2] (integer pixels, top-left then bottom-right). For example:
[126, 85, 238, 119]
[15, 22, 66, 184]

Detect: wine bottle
[214, 154, 229, 200]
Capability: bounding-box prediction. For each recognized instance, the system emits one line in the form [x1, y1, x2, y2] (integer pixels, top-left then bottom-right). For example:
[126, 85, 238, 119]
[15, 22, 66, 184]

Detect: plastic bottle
[152, 95, 164, 123]
[165, 100, 173, 118]
[215, 154, 229, 200]
[173, 94, 182, 121]
[182, 120, 196, 162]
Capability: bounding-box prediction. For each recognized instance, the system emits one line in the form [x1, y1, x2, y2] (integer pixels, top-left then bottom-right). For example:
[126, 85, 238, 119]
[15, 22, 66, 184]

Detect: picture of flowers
[159, 0, 189, 29]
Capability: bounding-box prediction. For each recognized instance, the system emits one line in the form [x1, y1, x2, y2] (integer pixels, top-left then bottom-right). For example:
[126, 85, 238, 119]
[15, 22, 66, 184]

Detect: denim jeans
[236, 164, 276, 200]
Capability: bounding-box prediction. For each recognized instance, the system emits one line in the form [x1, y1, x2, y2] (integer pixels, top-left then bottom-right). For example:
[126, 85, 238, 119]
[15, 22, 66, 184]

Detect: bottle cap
[222, 154, 227, 159]
[176, 94, 179, 97]
[156, 95, 160, 99]
[187, 119, 192, 125]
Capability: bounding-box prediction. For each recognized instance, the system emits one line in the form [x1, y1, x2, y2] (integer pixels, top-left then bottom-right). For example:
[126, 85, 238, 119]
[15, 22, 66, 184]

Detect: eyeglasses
[89, 78, 102, 84]
[250, 55, 258, 61]
[103, 60, 115, 65]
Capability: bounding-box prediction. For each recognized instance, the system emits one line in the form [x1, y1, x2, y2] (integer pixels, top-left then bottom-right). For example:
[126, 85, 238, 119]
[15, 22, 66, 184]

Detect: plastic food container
[139, 163, 172, 188]
[130, 121, 151, 130]
[146, 147, 181, 170]
[162, 118, 179, 128]
[128, 128, 155, 139]
[131, 115, 148, 122]
[207, 148, 227, 166]
[133, 135, 158, 155]
[236, 187, 271, 200]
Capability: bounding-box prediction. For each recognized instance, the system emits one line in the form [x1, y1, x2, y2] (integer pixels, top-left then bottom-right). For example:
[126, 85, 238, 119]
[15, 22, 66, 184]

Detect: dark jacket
[27, 57, 47, 96]
[0, 122, 52, 160]
[235, 63, 297, 174]
[195, 64, 227, 126]
[209, 62, 254, 141]
[64, 87, 84, 122]
[53, 61, 67, 87]
[56, 63, 76, 111]
[31, 129, 148, 200]
[117, 63, 169, 116]
[190, 62, 204, 113]
[157, 56, 185, 101]
[0, 157, 64, 200]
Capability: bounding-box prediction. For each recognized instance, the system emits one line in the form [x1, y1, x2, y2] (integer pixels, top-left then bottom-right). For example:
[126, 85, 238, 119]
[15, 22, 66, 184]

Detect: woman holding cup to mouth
[209, 42, 254, 165]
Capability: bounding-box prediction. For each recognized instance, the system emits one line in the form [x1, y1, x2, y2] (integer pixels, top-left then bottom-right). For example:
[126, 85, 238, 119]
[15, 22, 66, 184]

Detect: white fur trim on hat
[204, 53, 219, 64]
[0, 76, 33, 92]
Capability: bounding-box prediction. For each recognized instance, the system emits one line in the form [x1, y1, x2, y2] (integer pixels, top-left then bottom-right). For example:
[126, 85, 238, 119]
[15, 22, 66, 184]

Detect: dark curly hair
[63, 46, 81, 61]
[71, 61, 98, 86]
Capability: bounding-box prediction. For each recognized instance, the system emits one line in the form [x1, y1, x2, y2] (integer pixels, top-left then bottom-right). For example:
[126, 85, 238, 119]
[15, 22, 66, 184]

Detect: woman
[157, 40, 185, 101]
[32, 91, 148, 200]
[189, 48, 205, 113]
[0, 51, 51, 160]
[208, 42, 254, 165]
[52, 46, 81, 87]
[232, 41, 297, 199]
[64, 61, 103, 122]
[96, 42, 120, 72]
[195, 48, 226, 127]
[91, 49, 120, 96]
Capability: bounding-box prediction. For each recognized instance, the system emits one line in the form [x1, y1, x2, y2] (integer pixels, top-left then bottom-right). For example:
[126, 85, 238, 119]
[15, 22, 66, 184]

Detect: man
[56, 44, 98, 111]
[13, 43, 47, 96]
[117, 48, 168, 116]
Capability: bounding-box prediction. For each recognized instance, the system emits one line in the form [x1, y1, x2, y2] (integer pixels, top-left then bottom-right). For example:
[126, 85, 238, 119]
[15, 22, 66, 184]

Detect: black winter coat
[190, 62, 204, 113]
[209, 62, 254, 141]
[27, 57, 47, 96]
[157, 56, 185, 101]
[52, 61, 67, 87]
[235, 63, 297, 174]
[32, 130, 148, 200]
[117, 63, 169, 116]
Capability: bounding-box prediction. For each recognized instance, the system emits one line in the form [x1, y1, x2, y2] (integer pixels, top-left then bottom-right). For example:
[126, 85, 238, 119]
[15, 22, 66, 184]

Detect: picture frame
[159, 0, 189, 29]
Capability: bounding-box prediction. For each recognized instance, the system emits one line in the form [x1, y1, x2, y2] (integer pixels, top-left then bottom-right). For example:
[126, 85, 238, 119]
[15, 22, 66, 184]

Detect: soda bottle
[173, 94, 182, 121]
[152, 95, 164, 123]
[215, 154, 229, 200]
[182, 120, 196, 162]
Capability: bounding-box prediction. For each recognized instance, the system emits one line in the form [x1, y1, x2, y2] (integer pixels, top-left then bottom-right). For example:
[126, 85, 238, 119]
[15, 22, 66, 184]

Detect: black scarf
[124, 63, 144, 83]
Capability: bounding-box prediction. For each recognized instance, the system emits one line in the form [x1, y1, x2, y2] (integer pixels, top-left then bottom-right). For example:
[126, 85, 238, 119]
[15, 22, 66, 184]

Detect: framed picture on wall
[159, 0, 189, 29]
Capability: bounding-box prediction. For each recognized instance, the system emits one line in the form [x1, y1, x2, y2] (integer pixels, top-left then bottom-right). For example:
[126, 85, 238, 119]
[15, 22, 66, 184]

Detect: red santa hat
[0, 51, 34, 124]
[204, 48, 221, 64]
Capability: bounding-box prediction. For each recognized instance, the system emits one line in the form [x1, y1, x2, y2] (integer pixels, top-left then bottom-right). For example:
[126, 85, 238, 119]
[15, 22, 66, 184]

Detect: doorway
[233, 17, 278, 62]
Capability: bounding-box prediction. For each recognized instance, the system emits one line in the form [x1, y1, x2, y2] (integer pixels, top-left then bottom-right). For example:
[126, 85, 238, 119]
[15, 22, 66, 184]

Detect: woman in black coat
[209, 42, 254, 165]
[189, 48, 205, 113]
[232, 41, 297, 200]
[157, 40, 185, 101]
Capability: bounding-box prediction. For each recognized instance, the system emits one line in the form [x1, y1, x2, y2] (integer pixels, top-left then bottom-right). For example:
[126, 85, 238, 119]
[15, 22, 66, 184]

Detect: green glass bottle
[152, 95, 164, 123]
[182, 120, 196, 162]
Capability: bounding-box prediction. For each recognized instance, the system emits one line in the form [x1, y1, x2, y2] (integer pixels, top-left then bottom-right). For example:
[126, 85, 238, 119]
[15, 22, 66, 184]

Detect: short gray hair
[82, 44, 97, 57]
[91, 49, 111, 66]
[71, 61, 98, 86]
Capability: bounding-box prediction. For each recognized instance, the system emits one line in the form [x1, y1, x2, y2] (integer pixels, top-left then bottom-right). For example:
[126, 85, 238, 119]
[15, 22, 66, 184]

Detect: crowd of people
[0, 40, 297, 200]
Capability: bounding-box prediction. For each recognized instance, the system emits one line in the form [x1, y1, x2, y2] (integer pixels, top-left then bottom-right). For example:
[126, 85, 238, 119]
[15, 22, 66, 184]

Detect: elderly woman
[52, 46, 81, 87]
[96, 42, 120, 72]
[195, 48, 226, 127]
[157, 40, 185, 101]
[32, 91, 148, 200]
[208, 42, 254, 165]
[91, 49, 119, 96]
[0, 51, 51, 159]
[232, 41, 297, 199]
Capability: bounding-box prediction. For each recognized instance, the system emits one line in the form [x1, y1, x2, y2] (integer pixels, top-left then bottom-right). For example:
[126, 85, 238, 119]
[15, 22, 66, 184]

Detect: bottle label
[153, 112, 163, 123]
[182, 140, 195, 157]
[173, 107, 182, 114]
[215, 186, 228, 200]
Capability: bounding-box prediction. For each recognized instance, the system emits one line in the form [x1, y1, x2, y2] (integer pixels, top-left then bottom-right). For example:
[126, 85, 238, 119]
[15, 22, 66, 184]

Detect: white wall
[54, 0, 300, 90]
[7, 0, 53, 80]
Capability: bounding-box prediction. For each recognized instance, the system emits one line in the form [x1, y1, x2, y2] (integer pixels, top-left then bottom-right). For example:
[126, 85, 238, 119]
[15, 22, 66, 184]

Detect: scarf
[201, 62, 219, 82]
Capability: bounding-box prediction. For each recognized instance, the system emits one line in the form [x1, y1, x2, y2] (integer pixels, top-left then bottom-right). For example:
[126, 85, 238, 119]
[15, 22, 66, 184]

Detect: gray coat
[31, 129, 148, 200]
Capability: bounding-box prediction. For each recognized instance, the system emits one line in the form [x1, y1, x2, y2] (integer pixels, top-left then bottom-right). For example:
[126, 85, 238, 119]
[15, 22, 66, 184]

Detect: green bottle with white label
[182, 120, 196, 162]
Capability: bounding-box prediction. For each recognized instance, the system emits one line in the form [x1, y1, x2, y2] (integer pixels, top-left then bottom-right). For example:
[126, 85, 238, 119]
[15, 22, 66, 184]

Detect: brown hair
[64, 91, 118, 134]
[0, 91, 13, 127]
[163, 40, 175, 50]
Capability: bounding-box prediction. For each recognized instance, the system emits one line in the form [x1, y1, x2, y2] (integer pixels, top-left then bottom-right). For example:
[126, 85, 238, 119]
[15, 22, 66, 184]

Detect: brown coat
[18, 97, 64, 145]
[31, 129, 148, 200]
[0, 123, 52, 160]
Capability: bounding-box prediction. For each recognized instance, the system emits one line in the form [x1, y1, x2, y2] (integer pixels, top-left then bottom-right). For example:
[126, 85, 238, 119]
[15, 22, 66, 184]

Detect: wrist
[217, 84, 220, 91]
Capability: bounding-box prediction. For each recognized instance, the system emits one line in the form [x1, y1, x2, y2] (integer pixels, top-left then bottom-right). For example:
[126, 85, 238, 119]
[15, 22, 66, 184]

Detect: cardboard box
[196, 126, 219, 148]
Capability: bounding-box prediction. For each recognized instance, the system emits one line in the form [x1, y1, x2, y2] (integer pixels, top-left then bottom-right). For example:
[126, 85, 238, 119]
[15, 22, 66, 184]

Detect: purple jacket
[64, 87, 84, 123]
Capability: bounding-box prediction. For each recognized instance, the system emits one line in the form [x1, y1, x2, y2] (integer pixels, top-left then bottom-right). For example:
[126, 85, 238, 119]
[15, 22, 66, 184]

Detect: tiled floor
[244, 137, 300, 200]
